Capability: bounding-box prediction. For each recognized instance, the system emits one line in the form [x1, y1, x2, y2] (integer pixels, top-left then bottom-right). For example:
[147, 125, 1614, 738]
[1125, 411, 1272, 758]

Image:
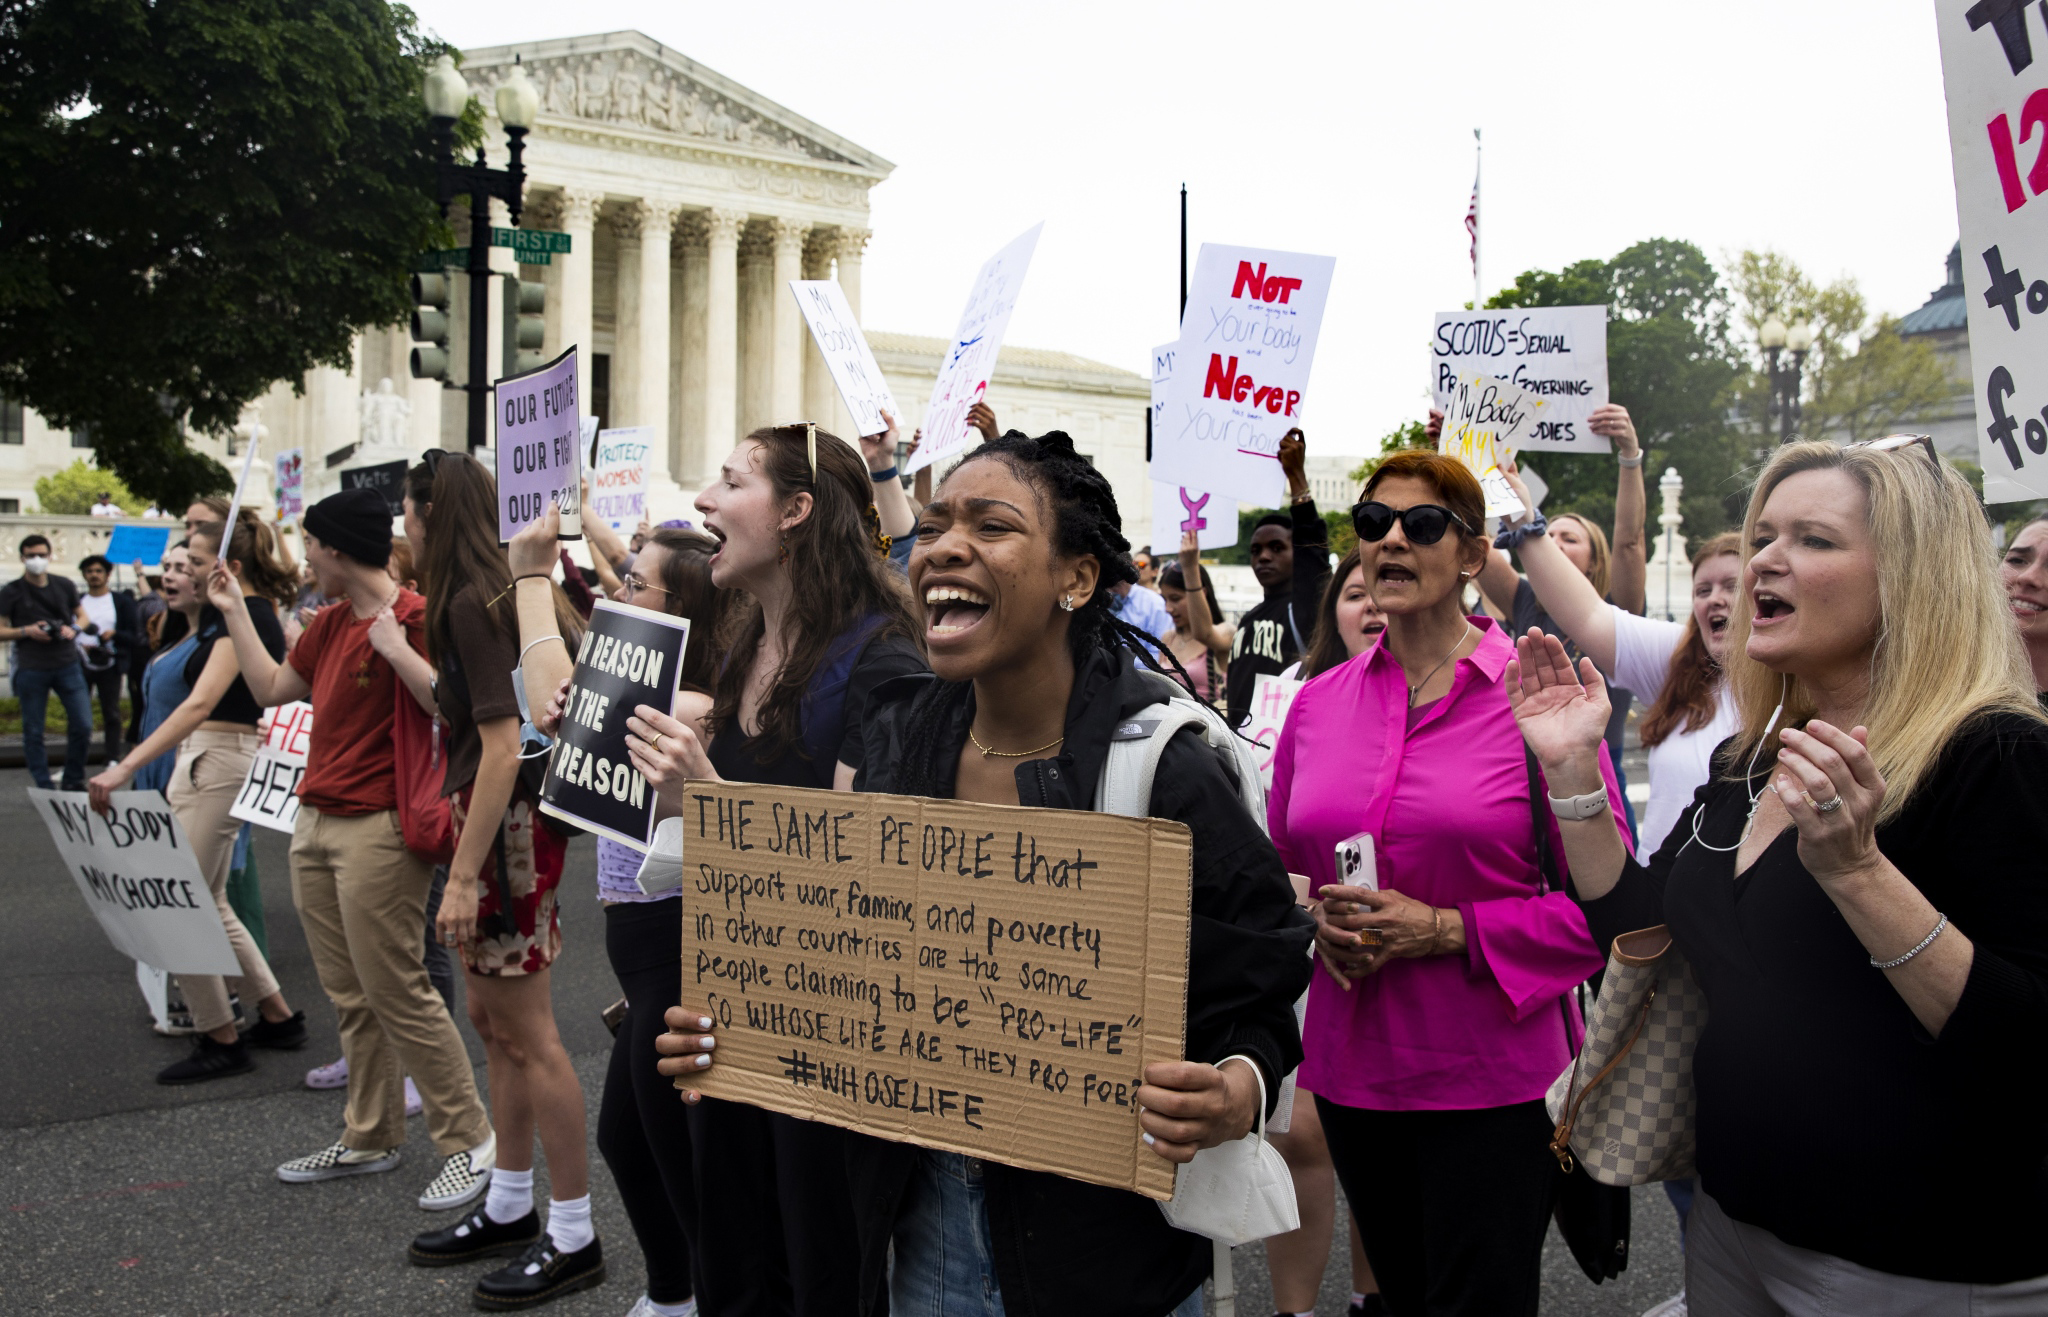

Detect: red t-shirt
[287, 590, 427, 816]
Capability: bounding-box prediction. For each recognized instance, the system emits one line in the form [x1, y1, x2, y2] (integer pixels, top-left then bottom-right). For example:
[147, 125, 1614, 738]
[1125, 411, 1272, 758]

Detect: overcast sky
[412, 0, 1959, 457]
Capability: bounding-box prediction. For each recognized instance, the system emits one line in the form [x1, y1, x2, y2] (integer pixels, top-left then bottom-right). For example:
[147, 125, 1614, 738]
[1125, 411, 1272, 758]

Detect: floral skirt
[451, 783, 566, 977]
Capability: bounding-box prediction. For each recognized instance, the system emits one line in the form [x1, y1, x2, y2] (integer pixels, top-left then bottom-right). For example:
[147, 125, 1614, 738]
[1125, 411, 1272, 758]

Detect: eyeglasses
[619, 574, 667, 598]
[1847, 433, 1939, 468]
[1351, 501, 1480, 546]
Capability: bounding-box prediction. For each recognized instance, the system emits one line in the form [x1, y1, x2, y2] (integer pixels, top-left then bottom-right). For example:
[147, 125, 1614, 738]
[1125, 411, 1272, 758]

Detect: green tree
[0, 1, 459, 508]
[35, 459, 144, 515]
[1487, 238, 1748, 535]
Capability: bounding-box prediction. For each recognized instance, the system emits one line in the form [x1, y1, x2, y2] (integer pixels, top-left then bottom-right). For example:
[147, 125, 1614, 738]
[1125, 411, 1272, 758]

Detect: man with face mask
[1, 535, 94, 789]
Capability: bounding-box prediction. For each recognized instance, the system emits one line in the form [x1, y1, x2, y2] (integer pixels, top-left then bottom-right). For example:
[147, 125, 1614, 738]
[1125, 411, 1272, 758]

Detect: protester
[649, 427, 1313, 1316]
[1226, 428, 1332, 725]
[1287, 545, 1386, 680]
[1275, 450, 1625, 1316]
[75, 553, 139, 765]
[1155, 528, 1234, 705]
[2, 533, 93, 789]
[517, 506, 736, 1317]
[206, 487, 497, 1212]
[90, 490, 121, 518]
[91, 513, 307, 1082]
[1475, 406, 1647, 833]
[1133, 550, 1158, 589]
[130, 561, 166, 745]
[1109, 572, 1174, 642]
[129, 544, 198, 794]
[2001, 513, 2048, 698]
[1515, 436, 2048, 1309]
[600, 423, 924, 1315]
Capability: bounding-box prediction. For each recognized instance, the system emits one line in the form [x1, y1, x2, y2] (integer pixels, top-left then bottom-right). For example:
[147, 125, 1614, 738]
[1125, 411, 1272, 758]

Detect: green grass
[0, 696, 131, 737]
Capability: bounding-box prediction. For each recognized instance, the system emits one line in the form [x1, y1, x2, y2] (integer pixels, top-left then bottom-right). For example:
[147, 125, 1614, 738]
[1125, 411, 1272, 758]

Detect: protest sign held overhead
[791, 279, 899, 439]
[230, 702, 313, 835]
[30, 789, 238, 976]
[1147, 340, 1239, 554]
[676, 778, 1191, 1200]
[1439, 373, 1537, 519]
[496, 344, 583, 542]
[539, 599, 691, 849]
[907, 224, 1043, 475]
[1936, 1, 2048, 502]
[105, 523, 171, 567]
[273, 447, 304, 521]
[590, 427, 653, 533]
[1430, 306, 1609, 451]
[342, 459, 409, 518]
[1154, 244, 1336, 507]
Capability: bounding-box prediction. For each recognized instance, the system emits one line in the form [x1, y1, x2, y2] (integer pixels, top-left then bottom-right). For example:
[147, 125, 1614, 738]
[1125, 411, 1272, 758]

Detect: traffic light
[409, 271, 451, 381]
[502, 274, 546, 377]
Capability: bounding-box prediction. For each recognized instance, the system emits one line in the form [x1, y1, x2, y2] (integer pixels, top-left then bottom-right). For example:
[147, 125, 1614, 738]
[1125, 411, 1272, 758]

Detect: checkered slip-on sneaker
[275, 1141, 401, 1183]
[418, 1135, 496, 1211]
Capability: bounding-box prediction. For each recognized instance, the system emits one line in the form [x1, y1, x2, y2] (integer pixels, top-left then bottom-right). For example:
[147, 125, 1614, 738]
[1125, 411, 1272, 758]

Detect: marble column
[802, 229, 843, 436]
[608, 205, 643, 437]
[557, 187, 605, 428]
[835, 227, 872, 321]
[630, 200, 681, 490]
[704, 209, 745, 471]
[739, 221, 773, 436]
[523, 191, 568, 363]
[675, 214, 710, 488]
[770, 218, 811, 425]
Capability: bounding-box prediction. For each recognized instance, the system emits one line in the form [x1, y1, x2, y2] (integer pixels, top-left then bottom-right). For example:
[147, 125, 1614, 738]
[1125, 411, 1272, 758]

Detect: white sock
[546, 1193, 594, 1253]
[646, 1299, 696, 1317]
[1352, 1296, 1369, 1310]
[484, 1166, 533, 1224]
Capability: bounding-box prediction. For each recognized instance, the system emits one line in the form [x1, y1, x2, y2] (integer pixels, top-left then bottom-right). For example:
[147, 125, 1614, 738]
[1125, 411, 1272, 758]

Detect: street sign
[413, 227, 571, 272]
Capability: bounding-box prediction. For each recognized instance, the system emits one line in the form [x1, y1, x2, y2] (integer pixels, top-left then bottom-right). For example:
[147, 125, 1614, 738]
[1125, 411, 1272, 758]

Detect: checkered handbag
[1545, 925, 1707, 1187]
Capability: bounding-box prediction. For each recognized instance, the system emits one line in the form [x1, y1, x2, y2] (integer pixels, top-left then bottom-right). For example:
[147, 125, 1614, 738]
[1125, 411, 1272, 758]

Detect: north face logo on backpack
[1112, 719, 1160, 742]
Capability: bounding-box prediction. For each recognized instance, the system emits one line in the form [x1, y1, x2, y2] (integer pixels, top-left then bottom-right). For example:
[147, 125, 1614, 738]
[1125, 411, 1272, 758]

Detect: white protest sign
[29, 789, 238, 975]
[590, 427, 653, 533]
[907, 223, 1043, 474]
[1153, 244, 1337, 508]
[1936, 2, 2048, 502]
[496, 345, 581, 542]
[1430, 306, 1609, 451]
[1439, 373, 1536, 519]
[222, 437, 260, 541]
[791, 279, 898, 438]
[1150, 481, 1237, 556]
[1240, 673, 1304, 792]
[230, 701, 313, 834]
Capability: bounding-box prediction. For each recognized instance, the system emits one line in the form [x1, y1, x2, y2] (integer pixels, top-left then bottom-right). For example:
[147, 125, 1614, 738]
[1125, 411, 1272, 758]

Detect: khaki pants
[291, 808, 490, 1154]
[166, 730, 280, 1033]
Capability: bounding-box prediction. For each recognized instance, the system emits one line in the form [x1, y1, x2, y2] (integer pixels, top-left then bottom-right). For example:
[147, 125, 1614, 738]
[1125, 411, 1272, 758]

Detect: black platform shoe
[409, 1207, 540, 1267]
[472, 1236, 605, 1310]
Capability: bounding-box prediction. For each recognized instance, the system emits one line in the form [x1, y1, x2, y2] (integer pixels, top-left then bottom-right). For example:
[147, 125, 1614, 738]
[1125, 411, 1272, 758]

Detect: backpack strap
[1094, 700, 1211, 819]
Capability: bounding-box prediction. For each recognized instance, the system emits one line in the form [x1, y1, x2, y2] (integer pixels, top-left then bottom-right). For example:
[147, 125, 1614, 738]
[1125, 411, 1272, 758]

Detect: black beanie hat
[304, 487, 394, 569]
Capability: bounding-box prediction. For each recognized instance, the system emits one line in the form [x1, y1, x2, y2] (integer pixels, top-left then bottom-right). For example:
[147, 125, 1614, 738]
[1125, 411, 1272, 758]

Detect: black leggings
[1316, 1097, 1557, 1317]
[598, 900, 697, 1307]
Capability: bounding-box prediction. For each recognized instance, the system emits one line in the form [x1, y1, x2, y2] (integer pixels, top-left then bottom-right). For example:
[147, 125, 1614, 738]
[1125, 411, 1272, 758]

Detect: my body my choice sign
[30, 789, 237, 975]
[538, 599, 690, 848]
[676, 779, 1192, 1200]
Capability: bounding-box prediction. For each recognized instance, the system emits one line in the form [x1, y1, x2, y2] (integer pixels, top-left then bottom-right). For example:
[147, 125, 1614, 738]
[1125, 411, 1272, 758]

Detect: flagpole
[1472, 128, 1482, 309]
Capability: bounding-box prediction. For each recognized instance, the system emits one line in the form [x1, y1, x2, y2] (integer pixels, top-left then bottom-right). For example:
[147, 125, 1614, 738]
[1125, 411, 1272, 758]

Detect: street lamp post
[422, 54, 538, 451]
[1757, 314, 1816, 445]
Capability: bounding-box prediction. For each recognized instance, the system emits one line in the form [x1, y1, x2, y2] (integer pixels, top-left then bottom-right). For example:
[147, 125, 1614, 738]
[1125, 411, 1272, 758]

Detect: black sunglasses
[1351, 500, 1480, 546]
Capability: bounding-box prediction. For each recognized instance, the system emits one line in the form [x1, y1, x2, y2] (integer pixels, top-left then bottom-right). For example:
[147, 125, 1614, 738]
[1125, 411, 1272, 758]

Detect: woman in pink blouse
[1269, 450, 1627, 1317]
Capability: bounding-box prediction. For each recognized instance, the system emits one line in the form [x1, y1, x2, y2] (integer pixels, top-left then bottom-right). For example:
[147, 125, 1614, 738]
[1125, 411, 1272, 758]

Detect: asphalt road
[2, 764, 1680, 1316]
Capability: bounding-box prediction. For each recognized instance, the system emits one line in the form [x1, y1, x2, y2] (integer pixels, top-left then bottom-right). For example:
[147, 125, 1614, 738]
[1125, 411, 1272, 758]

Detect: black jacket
[849, 648, 1314, 1317]
[1225, 497, 1330, 725]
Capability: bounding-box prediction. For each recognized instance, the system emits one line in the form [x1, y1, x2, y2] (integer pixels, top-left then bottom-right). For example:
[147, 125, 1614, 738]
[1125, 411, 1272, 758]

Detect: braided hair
[895, 430, 1198, 797]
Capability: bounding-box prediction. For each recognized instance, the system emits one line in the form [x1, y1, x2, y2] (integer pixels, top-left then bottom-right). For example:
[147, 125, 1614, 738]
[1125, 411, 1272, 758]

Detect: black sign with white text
[538, 599, 691, 850]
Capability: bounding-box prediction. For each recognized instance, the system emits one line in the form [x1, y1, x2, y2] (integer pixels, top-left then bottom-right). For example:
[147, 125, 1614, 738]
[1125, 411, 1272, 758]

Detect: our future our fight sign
[496, 345, 583, 542]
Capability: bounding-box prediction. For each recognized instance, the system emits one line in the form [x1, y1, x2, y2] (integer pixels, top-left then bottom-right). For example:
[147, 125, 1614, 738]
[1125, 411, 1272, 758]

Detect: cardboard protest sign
[230, 701, 313, 834]
[105, 524, 172, 567]
[1239, 673, 1304, 792]
[1936, 3, 2048, 502]
[342, 459, 410, 518]
[1438, 374, 1537, 519]
[1149, 481, 1237, 557]
[590, 427, 654, 533]
[538, 599, 690, 848]
[791, 280, 898, 439]
[29, 789, 238, 975]
[1153, 244, 1337, 507]
[1430, 307, 1609, 451]
[496, 345, 582, 542]
[907, 224, 1043, 475]
[273, 447, 305, 521]
[676, 779, 1191, 1199]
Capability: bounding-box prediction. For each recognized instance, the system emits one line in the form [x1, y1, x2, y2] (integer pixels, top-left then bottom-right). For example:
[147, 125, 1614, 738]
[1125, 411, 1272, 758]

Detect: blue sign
[104, 524, 172, 566]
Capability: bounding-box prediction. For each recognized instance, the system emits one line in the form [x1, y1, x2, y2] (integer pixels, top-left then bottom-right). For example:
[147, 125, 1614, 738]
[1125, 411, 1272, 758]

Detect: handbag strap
[1216, 1054, 1268, 1143]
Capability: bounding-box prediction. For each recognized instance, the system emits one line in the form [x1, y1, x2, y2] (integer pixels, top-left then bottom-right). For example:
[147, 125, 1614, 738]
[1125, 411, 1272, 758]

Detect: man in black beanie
[204, 486, 497, 1209]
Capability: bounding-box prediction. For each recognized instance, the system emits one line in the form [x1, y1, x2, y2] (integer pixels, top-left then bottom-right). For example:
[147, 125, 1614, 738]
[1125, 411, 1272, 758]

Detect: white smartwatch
[1548, 786, 1610, 821]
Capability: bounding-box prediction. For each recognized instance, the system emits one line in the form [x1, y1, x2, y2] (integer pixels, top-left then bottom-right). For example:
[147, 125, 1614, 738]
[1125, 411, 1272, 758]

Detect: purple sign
[495, 345, 581, 543]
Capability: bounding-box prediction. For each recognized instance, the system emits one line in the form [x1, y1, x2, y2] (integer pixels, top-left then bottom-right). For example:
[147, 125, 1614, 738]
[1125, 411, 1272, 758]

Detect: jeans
[85, 663, 124, 763]
[17, 662, 93, 789]
[891, 1151, 1206, 1317]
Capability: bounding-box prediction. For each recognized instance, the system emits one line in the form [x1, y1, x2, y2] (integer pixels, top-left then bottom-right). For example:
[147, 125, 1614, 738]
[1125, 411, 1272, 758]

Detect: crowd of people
[32, 398, 2048, 1317]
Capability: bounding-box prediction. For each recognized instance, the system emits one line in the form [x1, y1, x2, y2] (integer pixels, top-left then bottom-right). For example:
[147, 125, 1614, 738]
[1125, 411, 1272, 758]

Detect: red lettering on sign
[1201, 355, 1297, 415]
[1230, 261, 1305, 305]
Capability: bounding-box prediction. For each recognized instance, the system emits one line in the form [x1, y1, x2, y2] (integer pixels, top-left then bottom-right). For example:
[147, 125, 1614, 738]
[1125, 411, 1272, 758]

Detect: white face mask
[23, 555, 48, 574]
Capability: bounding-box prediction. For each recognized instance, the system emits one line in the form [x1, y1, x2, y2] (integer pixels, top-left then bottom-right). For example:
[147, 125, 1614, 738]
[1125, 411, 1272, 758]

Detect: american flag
[1465, 169, 1480, 275]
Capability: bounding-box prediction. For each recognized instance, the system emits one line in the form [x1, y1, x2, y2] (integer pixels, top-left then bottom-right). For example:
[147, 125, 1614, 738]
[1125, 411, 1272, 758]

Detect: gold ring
[651, 731, 664, 751]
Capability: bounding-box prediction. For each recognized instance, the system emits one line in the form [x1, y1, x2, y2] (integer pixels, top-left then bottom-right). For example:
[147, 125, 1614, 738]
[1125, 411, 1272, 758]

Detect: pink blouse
[1268, 617, 1624, 1111]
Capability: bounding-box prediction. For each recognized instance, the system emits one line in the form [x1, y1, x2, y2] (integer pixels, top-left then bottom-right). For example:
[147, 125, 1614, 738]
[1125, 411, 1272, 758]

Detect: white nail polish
[1141, 1132, 1155, 1146]
[694, 1054, 712, 1068]
[699, 1037, 716, 1051]
[698, 1017, 713, 1030]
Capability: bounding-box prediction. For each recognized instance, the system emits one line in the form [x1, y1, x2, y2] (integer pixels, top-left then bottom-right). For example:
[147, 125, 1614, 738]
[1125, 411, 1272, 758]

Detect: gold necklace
[1406, 623, 1477, 708]
[968, 725, 1066, 760]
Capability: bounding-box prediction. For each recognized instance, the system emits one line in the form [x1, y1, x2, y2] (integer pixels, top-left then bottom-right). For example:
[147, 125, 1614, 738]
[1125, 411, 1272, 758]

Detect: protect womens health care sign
[907, 224, 1043, 475]
[496, 344, 583, 542]
[538, 600, 691, 850]
[1430, 306, 1609, 452]
[1936, 1, 2048, 503]
[676, 779, 1192, 1200]
[590, 427, 654, 533]
[29, 789, 238, 976]
[1153, 244, 1337, 508]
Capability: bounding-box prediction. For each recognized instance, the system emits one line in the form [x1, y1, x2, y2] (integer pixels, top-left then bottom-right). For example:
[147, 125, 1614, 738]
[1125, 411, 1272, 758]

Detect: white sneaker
[1641, 1292, 1688, 1317]
[624, 1297, 697, 1317]
[418, 1132, 496, 1211]
[276, 1140, 401, 1183]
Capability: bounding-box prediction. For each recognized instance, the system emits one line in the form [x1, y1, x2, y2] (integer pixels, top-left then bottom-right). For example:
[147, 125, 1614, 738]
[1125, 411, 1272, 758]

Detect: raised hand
[1773, 722, 1888, 888]
[1587, 404, 1640, 458]
[966, 401, 1000, 442]
[507, 502, 562, 578]
[1505, 628, 1611, 774]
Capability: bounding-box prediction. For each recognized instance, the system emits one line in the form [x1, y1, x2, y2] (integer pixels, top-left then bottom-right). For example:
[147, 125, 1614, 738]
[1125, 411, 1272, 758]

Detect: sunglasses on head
[1846, 433, 1939, 468]
[1351, 500, 1480, 546]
